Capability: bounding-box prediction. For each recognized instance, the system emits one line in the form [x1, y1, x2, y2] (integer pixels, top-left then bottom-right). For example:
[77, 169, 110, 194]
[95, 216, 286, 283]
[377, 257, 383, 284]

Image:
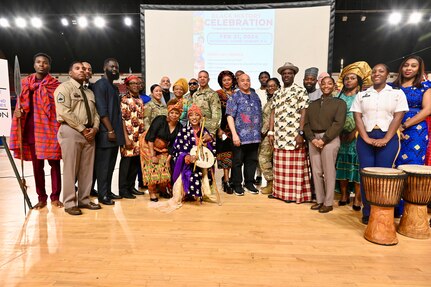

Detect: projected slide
[192, 10, 274, 78]
[142, 2, 333, 91]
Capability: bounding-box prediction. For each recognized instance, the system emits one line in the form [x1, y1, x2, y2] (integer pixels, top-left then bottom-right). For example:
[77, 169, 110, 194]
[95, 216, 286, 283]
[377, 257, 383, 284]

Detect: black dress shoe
[338, 198, 350, 206]
[109, 192, 122, 200]
[90, 189, 98, 197]
[99, 196, 115, 205]
[120, 192, 136, 199]
[131, 188, 145, 195]
[352, 205, 361, 211]
[150, 197, 159, 202]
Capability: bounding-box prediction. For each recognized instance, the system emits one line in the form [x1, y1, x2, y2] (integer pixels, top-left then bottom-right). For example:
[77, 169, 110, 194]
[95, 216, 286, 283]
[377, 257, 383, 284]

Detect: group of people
[9, 53, 431, 224]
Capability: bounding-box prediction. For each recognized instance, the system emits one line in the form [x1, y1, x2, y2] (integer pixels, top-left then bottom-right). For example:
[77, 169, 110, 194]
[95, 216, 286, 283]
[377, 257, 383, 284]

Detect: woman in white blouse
[351, 63, 409, 225]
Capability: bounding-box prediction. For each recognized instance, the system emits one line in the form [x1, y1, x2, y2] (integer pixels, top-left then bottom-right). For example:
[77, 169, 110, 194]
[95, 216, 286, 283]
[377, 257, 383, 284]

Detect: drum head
[398, 164, 431, 174]
[363, 167, 404, 175]
[190, 146, 215, 169]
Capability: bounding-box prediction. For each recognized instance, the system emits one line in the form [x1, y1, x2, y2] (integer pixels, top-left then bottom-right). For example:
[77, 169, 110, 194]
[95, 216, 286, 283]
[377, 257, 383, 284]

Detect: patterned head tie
[124, 75, 140, 85]
[187, 103, 202, 117]
[173, 78, 189, 94]
[167, 99, 183, 113]
[337, 61, 372, 90]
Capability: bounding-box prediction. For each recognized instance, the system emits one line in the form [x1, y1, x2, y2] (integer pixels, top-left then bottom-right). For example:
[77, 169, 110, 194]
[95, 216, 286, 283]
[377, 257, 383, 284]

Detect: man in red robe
[10, 53, 62, 209]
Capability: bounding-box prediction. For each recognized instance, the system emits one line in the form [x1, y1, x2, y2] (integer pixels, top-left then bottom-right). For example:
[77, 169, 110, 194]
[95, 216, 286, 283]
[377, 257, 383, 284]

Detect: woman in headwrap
[335, 61, 372, 211]
[119, 75, 146, 199]
[215, 70, 237, 194]
[171, 78, 190, 126]
[140, 99, 183, 202]
[149, 104, 216, 212]
[143, 84, 167, 130]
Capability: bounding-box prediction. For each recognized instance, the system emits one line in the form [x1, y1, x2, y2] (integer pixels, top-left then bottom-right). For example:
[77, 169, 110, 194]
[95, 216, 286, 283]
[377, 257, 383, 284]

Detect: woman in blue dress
[391, 56, 431, 166]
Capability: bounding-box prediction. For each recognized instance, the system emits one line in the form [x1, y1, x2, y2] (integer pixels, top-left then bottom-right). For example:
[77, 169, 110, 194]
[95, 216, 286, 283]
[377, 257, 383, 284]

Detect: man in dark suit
[93, 58, 125, 205]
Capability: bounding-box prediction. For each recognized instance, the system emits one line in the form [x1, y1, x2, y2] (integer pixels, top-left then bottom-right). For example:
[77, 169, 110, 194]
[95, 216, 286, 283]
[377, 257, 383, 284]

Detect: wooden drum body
[360, 167, 406, 246]
[397, 165, 431, 239]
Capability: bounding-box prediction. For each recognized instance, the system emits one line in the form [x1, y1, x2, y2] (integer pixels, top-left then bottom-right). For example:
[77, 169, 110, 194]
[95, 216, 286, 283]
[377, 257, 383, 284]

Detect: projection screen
[140, 1, 335, 92]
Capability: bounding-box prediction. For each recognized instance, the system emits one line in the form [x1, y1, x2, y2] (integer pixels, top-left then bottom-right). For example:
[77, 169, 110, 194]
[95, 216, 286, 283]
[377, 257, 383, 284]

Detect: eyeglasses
[188, 82, 198, 86]
[128, 82, 141, 86]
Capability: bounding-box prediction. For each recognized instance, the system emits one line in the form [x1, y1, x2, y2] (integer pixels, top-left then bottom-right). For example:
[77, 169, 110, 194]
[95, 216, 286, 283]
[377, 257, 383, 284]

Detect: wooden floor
[0, 148, 431, 287]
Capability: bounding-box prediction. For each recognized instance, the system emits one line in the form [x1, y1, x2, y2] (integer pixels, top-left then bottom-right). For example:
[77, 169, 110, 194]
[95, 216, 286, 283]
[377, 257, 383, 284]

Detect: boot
[260, 180, 273, 194]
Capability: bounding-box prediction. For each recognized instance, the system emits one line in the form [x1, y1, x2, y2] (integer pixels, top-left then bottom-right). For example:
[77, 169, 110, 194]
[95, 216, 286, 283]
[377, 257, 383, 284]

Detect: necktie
[79, 85, 93, 128]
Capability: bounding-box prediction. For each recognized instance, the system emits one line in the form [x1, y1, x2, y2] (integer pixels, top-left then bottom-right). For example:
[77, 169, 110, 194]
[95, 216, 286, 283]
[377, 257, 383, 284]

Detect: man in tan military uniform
[55, 61, 101, 215]
[192, 70, 221, 137]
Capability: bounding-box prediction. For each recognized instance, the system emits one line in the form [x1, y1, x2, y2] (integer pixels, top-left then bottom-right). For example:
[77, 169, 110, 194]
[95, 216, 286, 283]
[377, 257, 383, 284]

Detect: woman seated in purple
[150, 104, 216, 212]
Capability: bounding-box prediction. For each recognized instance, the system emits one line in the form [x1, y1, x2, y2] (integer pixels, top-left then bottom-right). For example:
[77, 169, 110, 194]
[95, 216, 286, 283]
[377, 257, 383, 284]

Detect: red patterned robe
[10, 74, 61, 160]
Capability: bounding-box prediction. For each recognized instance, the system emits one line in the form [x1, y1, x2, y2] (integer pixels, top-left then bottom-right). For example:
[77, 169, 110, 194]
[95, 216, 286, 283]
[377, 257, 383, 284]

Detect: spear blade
[14, 55, 22, 106]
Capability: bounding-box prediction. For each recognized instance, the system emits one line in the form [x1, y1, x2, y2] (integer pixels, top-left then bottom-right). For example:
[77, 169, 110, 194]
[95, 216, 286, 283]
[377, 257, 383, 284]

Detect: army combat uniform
[192, 87, 221, 137]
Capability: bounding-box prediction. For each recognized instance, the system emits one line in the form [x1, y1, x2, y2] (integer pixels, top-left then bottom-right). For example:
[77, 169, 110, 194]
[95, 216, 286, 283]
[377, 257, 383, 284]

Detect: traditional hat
[187, 104, 203, 117]
[124, 75, 140, 85]
[277, 62, 299, 75]
[167, 99, 183, 113]
[337, 61, 372, 90]
[173, 78, 189, 94]
[304, 67, 319, 78]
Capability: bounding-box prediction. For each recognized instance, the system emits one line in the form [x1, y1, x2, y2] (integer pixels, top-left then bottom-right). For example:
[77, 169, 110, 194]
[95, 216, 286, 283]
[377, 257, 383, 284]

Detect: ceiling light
[408, 12, 422, 24]
[388, 12, 402, 25]
[342, 16, 348, 22]
[77, 16, 88, 28]
[360, 15, 366, 22]
[0, 18, 9, 27]
[15, 17, 27, 28]
[61, 18, 69, 26]
[94, 16, 105, 28]
[31, 17, 42, 28]
[124, 17, 132, 26]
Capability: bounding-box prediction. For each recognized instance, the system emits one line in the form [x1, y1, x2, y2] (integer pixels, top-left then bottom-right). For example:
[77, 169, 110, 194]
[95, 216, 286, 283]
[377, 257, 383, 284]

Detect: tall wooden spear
[14, 56, 30, 213]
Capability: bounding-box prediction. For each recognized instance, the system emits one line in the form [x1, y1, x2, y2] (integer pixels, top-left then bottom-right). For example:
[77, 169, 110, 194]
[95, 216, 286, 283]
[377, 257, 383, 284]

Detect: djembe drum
[397, 165, 431, 239]
[360, 167, 406, 245]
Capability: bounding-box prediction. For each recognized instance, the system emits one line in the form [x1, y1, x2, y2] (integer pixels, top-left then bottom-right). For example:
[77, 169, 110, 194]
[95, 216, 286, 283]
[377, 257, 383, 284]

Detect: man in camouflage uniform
[192, 70, 221, 137]
[259, 78, 279, 194]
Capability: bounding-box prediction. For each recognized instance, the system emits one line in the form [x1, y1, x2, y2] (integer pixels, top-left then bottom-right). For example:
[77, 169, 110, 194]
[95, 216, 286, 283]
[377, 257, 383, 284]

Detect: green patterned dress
[336, 92, 360, 183]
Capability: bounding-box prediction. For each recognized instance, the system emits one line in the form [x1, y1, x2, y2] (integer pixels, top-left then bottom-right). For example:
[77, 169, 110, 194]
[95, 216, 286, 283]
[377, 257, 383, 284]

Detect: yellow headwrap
[173, 78, 189, 94]
[337, 61, 372, 90]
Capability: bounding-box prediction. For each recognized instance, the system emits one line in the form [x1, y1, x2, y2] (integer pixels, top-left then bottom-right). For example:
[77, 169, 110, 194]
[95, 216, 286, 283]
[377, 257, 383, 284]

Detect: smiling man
[10, 53, 62, 210]
[93, 58, 125, 205]
[226, 73, 262, 196]
[267, 62, 312, 204]
[192, 70, 221, 138]
[55, 61, 101, 215]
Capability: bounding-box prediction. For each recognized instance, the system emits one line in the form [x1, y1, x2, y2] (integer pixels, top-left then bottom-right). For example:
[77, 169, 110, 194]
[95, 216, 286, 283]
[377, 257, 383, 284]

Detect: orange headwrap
[187, 103, 202, 117]
[167, 99, 183, 113]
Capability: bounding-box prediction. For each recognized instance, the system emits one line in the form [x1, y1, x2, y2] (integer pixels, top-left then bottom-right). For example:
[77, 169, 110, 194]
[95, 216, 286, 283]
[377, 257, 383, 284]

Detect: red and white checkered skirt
[272, 148, 312, 203]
